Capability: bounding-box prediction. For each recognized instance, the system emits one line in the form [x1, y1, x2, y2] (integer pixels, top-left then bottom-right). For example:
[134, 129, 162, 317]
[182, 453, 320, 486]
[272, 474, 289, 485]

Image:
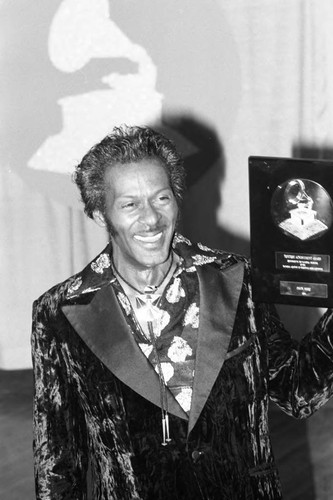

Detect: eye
[121, 202, 136, 209]
[157, 194, 171, 204]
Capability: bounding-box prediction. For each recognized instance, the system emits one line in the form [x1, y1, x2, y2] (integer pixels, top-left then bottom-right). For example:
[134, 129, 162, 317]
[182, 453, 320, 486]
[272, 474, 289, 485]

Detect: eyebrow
[116, 187, 173, 200]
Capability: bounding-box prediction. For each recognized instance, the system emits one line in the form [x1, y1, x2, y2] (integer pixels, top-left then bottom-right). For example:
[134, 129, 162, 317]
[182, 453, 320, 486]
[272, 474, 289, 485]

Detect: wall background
[1, 1, 333, 497]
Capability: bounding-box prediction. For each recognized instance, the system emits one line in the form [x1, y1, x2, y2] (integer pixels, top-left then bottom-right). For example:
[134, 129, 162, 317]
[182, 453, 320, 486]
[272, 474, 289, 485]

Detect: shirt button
[191, 450, 204, 463]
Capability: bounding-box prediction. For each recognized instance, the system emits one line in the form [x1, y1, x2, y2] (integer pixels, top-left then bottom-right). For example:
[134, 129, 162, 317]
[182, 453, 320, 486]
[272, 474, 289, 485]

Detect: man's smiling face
[100, 158, 178, 271]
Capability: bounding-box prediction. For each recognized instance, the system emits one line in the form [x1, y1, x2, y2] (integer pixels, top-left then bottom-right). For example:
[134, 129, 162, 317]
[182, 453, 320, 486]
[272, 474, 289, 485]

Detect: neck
[112, 253, 175, 295]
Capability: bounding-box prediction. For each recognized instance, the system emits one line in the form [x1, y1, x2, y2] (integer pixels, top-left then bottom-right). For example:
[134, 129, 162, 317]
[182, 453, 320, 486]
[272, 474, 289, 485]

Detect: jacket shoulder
[33, 244, 112, 315]
[189, 239, 249, 269]
[173, 233, 250, 274]
[33, 273, 82, 318]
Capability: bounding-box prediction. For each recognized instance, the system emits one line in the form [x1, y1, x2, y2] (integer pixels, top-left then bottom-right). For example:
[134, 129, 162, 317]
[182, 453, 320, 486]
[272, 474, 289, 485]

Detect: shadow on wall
[157, 114, 250, 256]
[292, 144, 333, 161]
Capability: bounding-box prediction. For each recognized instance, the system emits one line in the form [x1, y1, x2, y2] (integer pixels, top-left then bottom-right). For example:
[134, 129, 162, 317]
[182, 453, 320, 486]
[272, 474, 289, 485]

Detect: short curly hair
[73, 125, 186, 219]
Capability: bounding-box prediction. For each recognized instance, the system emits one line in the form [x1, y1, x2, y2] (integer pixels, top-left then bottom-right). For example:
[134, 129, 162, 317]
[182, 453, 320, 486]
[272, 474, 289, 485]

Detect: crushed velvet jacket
[32, 234, 333, 500]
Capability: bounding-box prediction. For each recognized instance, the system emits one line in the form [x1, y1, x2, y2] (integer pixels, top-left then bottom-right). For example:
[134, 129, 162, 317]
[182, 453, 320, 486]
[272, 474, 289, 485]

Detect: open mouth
[134, 231, 163, 244]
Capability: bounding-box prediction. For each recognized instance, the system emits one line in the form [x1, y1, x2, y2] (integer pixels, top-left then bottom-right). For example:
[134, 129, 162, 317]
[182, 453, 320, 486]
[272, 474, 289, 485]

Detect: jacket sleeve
[31, 296, 88, 499]
[267, 305, 333, 418]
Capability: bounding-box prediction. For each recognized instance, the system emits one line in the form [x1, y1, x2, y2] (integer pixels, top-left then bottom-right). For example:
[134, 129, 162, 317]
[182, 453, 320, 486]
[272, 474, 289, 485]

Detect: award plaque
[249, 156, 333, 306]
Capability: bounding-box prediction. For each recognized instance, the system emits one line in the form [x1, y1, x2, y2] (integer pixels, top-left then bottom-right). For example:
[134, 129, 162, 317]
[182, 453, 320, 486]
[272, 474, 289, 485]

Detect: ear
[93, 210, 106, 228]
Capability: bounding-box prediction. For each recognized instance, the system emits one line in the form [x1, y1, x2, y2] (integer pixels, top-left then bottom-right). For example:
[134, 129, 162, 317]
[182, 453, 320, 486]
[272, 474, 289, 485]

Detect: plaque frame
[249, 155, 333, 306]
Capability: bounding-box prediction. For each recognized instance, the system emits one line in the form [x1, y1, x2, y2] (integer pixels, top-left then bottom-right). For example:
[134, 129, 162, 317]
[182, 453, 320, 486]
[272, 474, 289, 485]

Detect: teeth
[134, 232, 162, 243]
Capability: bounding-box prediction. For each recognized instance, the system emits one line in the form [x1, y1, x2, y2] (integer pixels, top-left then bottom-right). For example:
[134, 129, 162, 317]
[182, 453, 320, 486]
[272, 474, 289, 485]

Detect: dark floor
[1, 369, 333, 499]
[0, 370, 34, 500]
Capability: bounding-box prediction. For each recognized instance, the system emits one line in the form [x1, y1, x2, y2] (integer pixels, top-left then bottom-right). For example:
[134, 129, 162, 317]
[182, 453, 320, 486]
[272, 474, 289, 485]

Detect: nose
[139, 201, 161, 227]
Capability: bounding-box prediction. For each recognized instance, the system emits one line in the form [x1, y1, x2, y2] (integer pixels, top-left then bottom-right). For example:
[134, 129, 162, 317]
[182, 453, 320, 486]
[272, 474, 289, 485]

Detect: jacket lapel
[188, 261, 245, 435]
[61, 284, 188, 421]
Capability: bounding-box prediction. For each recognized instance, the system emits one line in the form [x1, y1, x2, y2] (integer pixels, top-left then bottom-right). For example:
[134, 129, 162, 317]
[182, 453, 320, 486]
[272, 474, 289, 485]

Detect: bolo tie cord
[147, 320, 171, 446]
[111, 254, 175, 446]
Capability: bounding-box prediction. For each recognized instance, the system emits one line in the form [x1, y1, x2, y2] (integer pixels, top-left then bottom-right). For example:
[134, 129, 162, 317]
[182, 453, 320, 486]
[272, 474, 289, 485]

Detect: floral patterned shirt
[112, 255, 200, 415]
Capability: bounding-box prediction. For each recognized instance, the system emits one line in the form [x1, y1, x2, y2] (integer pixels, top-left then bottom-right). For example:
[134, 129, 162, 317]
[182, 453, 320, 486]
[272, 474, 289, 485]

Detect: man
[32, 126, 333, 500]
